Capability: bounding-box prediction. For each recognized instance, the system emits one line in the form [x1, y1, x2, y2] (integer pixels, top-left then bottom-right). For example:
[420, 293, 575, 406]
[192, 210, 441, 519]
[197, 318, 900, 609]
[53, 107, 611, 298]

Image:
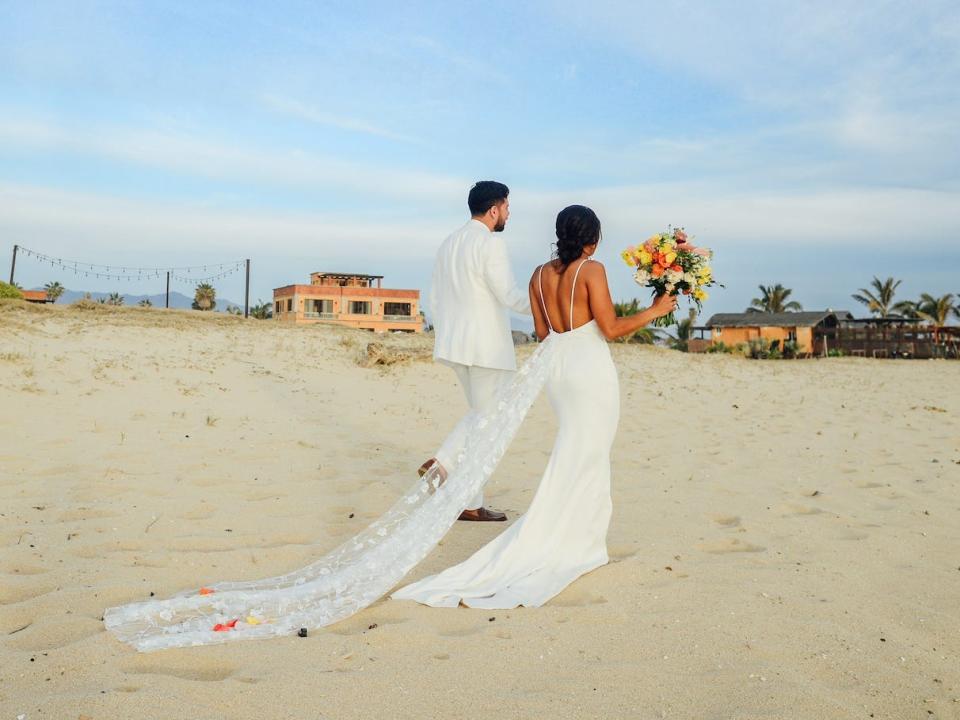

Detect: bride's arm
[584, 262, 677, 340]
[528, 273, 550, 341]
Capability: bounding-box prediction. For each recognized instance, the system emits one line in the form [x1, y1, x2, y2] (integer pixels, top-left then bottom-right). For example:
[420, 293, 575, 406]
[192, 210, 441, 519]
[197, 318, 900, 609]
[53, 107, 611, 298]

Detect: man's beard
[493, 218, 507, 232]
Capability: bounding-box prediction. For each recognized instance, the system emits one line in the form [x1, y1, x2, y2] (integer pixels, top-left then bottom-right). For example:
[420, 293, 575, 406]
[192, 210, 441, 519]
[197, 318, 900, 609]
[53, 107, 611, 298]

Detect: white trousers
[435, 363, 514, 510]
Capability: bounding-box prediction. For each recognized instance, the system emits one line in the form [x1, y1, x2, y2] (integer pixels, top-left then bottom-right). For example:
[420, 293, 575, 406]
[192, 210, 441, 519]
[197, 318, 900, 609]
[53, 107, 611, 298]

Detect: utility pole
[9, 244, 17, 285]
[244, 259, 250, 318]
[165, 271, 170, 309]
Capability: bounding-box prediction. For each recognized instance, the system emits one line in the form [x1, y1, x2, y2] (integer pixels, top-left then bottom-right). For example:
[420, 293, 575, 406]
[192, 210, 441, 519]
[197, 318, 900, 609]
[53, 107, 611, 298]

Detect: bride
[104, 205, 676, 651]
[392, 205, 676, 608]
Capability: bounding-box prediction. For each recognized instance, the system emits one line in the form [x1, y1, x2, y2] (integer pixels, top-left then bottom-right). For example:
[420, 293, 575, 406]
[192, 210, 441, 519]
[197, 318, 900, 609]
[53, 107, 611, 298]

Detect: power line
[15, 246, 245, 284]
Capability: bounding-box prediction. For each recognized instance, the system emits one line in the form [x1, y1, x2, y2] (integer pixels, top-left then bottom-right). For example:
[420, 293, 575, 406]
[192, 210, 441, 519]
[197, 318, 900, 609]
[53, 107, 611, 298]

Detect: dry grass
[357, 341, 431, 368]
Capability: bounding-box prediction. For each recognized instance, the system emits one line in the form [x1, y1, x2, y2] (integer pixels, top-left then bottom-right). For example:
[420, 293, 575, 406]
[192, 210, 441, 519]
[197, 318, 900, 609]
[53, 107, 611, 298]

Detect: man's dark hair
[468, 181, 509, 216]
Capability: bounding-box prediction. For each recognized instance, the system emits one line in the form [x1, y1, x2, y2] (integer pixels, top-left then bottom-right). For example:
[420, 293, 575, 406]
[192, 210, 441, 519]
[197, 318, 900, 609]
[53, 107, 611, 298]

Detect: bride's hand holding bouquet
[621, 227, 717, 327]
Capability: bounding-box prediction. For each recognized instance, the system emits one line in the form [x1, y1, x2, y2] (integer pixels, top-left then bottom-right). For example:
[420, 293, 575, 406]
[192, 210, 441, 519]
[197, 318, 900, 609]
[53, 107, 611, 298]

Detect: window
[384, 302, 411, 316]
[308, 299, 333, 314]
[348, 301, 371, 314]
[275, 301, 281, 314]
[286, 299, 293, 312]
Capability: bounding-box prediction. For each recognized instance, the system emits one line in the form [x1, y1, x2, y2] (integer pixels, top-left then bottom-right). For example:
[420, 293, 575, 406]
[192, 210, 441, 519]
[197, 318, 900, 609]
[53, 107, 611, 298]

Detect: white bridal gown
[393, 258, 619, 608]
[103, 259, 619, 651]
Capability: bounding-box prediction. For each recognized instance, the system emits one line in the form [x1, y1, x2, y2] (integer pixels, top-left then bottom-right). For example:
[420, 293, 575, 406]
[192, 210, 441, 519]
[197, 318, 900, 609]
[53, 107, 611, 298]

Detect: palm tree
[250, 299, 273, 320]
[671, 308, 698, 351]
[747, 284, 803, 313]
[106, 292, 124, 306]
[613, 299, 656, 344]
[851, 276, 901, 317]
[891, 299, 919, 318]
[192, 283, 216, 311]
[44, 281, 65, 304]
[137, 298, 153, 307]
[915, 293, 956, 326]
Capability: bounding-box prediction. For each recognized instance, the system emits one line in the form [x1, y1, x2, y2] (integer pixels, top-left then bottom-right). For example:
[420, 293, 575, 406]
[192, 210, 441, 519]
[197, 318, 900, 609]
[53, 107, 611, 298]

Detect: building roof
[310, 272, 384, 280]
[705, 310, 853, 328]
[21, 290, 49, 303]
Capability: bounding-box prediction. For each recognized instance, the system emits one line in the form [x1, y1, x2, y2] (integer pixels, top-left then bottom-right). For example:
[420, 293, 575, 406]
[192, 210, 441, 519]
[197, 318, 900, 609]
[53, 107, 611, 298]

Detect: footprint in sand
[57, 507, 119, 522]
[437, 624, 487, 638]
[708, 514, 741, 528]
[181, 505, 216, 520]
[551, 587, 608, 607]
[190, 476, 233, 488]
[778, 503, 823, 516]
[0, 562, 49, 576]
[72, 540, 146, 559]
[433, 653, 450, 661]
[6, 616, 103, 652]
[122, 655, 237, 682]
[327, 615, 407, 636]
[0, 578, 56, 605]
[696, 538, 765, 554]
[0, 605, 35, 635]
[607, 544, 638, 561]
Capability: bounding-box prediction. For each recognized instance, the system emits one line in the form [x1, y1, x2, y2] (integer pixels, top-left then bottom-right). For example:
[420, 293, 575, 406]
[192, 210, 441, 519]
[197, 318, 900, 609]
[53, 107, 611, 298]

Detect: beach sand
[1, 301, 958, 719]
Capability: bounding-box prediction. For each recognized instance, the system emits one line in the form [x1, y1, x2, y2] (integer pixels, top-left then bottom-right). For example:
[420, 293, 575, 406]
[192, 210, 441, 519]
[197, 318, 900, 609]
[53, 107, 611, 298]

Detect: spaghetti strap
[537, 264, 554, 333]
[569, 257, 592, 329]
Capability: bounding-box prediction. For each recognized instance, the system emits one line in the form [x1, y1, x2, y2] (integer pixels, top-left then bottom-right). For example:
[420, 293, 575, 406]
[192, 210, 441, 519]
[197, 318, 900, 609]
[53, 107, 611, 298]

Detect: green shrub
[0, 281, 23, 299]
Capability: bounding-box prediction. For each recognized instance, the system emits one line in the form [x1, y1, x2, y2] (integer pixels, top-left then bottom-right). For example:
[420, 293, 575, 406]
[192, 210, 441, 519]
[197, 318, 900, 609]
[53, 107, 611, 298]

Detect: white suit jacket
[430, 219, 532, 371]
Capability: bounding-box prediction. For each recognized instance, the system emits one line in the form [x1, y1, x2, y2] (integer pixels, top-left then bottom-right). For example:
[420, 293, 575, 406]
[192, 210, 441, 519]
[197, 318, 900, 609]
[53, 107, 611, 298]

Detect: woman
[392, 205, 676, 608]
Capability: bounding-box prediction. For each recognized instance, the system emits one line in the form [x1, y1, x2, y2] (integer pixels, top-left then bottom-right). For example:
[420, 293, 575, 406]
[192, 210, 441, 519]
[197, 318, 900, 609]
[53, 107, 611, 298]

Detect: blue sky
[1, 1, 958, 319]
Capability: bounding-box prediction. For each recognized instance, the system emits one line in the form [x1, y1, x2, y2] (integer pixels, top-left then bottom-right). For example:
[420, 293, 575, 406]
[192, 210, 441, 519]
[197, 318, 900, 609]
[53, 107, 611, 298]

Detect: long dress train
[393, 258, 619, 608]
[104, 336, 559, 651]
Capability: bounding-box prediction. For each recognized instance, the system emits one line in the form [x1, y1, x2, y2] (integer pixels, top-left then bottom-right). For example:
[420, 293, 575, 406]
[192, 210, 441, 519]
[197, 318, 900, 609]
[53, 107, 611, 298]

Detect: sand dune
[1, 301, 958, 719]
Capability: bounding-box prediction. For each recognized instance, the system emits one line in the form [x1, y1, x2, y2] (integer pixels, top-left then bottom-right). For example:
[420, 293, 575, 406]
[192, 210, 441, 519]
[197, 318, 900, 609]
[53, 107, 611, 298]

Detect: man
[422, 181, 532, 521]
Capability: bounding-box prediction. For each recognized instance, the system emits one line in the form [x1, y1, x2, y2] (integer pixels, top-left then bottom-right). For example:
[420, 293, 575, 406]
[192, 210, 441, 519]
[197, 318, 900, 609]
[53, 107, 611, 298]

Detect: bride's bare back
[528, 254, 676, 341]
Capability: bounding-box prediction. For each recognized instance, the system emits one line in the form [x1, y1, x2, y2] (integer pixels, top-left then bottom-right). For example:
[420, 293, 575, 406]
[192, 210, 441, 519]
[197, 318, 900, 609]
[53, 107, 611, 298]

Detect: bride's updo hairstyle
[555, 205, 601, 267]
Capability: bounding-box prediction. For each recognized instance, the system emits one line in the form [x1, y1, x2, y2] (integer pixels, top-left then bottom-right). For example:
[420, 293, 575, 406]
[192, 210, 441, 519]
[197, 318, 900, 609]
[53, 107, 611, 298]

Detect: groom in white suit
[422, 181, 532, 521]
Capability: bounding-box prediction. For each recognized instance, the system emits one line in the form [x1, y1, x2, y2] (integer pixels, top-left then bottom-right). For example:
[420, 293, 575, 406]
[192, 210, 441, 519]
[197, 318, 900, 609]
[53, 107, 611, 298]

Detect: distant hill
[35, 288, 244, 311]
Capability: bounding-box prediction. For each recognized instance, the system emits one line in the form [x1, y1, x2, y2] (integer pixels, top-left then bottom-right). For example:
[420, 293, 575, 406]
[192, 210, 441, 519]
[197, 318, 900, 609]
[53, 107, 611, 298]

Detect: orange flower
[651, 264, 665, 277]
[671, 264, 682, 272]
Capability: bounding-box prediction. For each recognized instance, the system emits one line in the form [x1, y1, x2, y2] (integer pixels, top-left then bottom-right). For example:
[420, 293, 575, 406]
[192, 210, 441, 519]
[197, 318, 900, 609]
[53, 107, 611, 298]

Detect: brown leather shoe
[458, 507, 507, 522]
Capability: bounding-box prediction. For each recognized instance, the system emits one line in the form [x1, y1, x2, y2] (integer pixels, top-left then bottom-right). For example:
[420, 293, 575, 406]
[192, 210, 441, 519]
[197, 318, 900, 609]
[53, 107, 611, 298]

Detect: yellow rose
[621, 250, 634, 266]
[637, 250, 653, 266]
[664, 251, 677, 265]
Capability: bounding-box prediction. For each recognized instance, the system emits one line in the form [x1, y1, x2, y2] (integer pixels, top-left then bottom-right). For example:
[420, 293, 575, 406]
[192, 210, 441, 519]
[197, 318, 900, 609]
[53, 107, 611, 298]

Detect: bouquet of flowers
[620, 227, 716, 327]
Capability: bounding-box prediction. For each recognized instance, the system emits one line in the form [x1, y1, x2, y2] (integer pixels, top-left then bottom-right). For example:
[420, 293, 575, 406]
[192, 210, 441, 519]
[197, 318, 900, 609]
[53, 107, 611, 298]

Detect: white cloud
[261, 94, 422, 144]
[0, 114, 464, 203]
[0, 182, 452, 258]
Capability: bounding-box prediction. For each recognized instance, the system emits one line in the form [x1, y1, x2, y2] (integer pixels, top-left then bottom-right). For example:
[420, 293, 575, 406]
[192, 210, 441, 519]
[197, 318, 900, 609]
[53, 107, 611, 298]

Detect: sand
[1, 300, 958, 719]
